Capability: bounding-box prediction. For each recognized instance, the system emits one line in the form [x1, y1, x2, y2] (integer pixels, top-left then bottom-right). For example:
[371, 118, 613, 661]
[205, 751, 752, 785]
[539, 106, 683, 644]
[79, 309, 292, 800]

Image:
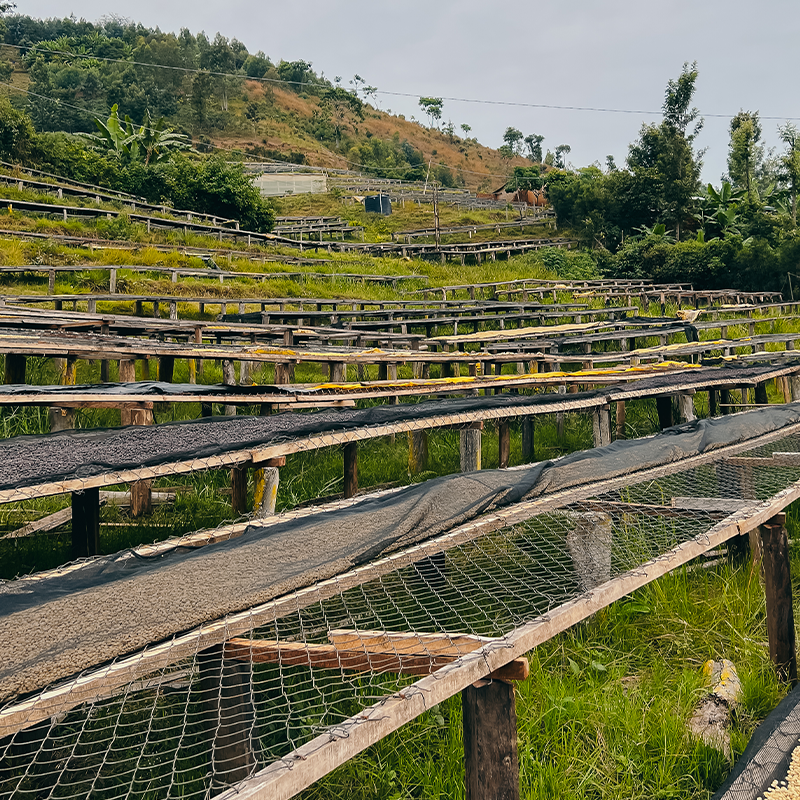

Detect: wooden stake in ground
[760, 516, 798, 684]
[462, 679, 521, 800]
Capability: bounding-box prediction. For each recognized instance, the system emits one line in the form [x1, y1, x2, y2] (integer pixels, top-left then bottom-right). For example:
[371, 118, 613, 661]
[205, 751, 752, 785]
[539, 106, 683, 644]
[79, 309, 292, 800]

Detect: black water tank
[364, 194, 392, 215]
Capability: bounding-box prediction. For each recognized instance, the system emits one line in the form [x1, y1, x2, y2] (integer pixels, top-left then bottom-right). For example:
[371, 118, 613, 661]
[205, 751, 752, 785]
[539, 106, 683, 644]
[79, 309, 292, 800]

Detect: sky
[17, 0, 800, 183]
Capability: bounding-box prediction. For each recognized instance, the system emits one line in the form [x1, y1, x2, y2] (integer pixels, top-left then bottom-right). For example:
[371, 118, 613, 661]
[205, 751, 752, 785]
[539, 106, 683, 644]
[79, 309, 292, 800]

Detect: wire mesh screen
[4, 427, 800, 800]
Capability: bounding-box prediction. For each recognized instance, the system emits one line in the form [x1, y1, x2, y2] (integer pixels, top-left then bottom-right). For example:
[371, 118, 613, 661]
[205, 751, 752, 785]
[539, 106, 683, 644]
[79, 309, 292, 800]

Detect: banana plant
[79, 105, 188, 165]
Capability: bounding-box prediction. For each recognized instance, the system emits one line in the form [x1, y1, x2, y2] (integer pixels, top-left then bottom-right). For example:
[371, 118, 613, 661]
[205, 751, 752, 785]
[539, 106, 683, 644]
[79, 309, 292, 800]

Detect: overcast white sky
[17, 0, 800, 182]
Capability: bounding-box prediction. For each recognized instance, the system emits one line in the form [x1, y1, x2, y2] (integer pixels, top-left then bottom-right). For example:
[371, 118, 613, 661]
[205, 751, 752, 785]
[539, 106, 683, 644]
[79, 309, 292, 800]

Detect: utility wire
[5, 40, 800, 122]
[3, 81, 527, 185]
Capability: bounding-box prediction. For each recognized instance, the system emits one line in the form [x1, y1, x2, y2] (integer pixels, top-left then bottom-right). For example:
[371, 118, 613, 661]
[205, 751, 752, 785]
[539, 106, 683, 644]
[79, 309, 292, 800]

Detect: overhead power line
[4, 41, 800, 122]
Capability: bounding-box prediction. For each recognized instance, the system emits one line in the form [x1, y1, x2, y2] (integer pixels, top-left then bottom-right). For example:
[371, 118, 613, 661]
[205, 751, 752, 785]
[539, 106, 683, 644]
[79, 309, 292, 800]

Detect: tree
[191, 70, 213, 127]
[79, 104, 188, 165]
[524, 133, 544, 163]
[502, 126, 523, 155]
[554, 144, 571, 169]
[727, 110, 764, 201]
[418, 97, 443, 128]
[627, 63, 704, 239]
[0, 96, 34, 161]
[778, 122, 800, 226]
[320, 86, 363, 147]
[460, 123, 471, 138]
[443, 120, 455, 141]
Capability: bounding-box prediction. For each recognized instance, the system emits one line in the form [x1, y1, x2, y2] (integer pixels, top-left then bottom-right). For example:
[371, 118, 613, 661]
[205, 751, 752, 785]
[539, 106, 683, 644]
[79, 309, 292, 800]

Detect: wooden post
[709, 390, 718, 417]
[592, 406, 611, 447]
[49, 357, 77, 432]
[231, 466, 248, 515]
[197, 644, 258, 786]
[521, 417, 534, 462]
[460, 423, 482, 472]
[4, 354, 25, 384]
[329, 361, 346, 383]
[408, 430, 429, 474]
[223, 359, 237, 416]
[498, 422, 511, 469]
[615, 400, 626, 440]
[254, 466, 280, 517]
[720, 388, 731, 415]
[158, 356, 175, 383]
[755, 381, 769, 406]
[71, 487, 100, 558]
[656, 396, 673, 429]
[344, 442, 358, 499]
[790, 375, 800, 402]
[120, 357, 153, 515]
[462, 679, 521, 800]
[761, 518, 798, 684]
[677, 393, 696, 423]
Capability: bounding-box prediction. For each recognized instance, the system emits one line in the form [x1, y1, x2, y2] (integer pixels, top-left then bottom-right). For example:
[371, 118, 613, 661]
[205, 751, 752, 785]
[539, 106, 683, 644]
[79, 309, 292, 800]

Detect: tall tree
[502, 126, 523, 155]
[554, 144, 571, 169]
[727, 110, 764, 201]
[418, 97, 443, 128]
[524, 133, 544, 163]
[627, 62, 703, 239]
[779, 122, 800, 227]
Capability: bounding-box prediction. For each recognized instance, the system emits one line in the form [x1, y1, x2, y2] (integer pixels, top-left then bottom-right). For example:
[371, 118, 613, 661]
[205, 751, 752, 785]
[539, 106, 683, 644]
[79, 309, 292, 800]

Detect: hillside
[0, 16, 534, 192]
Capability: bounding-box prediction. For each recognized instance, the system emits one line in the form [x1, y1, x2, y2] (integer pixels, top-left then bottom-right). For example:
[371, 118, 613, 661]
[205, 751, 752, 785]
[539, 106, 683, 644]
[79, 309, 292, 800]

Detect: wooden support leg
[158, 356, 175, 384]
[498, 421, 510, 469]
[755, 381, 769, 406]
[71, 487, 100, 559]
[760, 518, 798, 684]
[408, 430, 429, 474]
[615, 400, 626, 440]
[223, 359, 237, 416]
[720, 388, 731, 415]
[201, 403, 214, 418]
[677, 393, 696, 423]
[790, 375, 800, 402]
[4, 353, 26, 384]
[344, 442, 358, 499]
[592, 407, 611, 447]
[709, 390, 718, 417]
[329, 361, 346, 383]
[197, 644, 258, 787]
[656, 396, 674, 429]
[254, 467, 280, 517]
[49, 357, 77, 432]
[462, 679, 521, 800]
[100, 360, 109, 382]
[231, 466, 248, 515]
[460, 423, 482, 472]
[521, 418, 535, 462]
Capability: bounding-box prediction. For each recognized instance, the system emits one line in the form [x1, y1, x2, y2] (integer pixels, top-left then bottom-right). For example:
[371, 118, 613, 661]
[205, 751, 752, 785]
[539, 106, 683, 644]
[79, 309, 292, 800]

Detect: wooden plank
[225, 637, 528, 681]
[671, 497, 750, 513]
[498, 422, 511, 469]
[2, 506, 72, 539]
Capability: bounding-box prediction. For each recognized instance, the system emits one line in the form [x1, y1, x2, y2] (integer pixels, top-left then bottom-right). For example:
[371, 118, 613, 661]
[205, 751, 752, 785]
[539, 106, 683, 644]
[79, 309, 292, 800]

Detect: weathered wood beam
[761, 515, 798, 684]
[224, 637, 528, 681]
[71, 486, 100, 558]
[344, 441, 358, 499]
[463, 678, 521, 800]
